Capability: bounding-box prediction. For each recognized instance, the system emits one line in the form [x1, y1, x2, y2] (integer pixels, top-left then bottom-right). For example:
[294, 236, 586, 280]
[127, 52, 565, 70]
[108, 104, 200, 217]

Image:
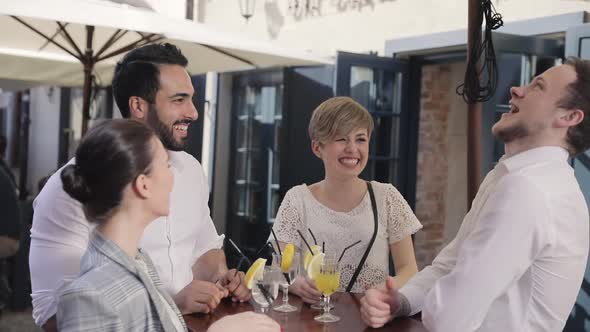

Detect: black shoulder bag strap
[346, 181, 379, 292]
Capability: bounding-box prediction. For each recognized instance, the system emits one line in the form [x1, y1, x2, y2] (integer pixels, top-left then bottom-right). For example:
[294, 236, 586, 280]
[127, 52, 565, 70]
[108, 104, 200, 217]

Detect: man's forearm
[192, 248, 228, 282]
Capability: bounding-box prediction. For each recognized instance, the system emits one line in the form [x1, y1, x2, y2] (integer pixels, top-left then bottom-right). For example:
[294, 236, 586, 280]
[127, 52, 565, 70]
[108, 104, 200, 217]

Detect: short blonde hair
[308, 97, 374, 143]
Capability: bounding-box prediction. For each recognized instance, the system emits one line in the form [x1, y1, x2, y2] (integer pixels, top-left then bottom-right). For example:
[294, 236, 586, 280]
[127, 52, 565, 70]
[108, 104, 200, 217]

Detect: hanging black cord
[456, 0, 504, 104]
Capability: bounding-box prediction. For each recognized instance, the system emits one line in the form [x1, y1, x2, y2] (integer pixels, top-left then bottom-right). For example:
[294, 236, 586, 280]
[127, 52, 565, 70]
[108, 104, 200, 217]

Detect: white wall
[143, 0, 187, 19]
[28, 86, 60, 195]
[197, 0, 590, 57]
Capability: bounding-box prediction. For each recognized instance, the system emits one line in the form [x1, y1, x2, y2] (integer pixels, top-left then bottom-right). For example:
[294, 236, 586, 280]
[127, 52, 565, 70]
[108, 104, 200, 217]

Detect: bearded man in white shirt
[29, 43, 251, 331]
[360, 57, 590, 332]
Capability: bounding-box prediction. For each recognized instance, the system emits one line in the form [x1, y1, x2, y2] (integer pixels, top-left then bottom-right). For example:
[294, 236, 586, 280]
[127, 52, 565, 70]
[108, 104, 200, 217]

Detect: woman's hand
[288, 275, 322, 304]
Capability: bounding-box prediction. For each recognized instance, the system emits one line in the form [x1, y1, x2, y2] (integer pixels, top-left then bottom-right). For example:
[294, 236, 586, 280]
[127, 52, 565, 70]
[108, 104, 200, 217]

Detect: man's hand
[289, 275, 322, 304]
[220, 269, 251, 302]
[360, 277, 400, 328]
[173, 280, 229, 314]
[207, 312, 280, 332]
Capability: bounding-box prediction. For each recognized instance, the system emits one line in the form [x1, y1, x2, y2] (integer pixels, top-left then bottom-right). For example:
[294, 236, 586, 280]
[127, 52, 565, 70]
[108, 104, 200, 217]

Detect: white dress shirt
[400, 147, 589, 332]
[29, 150, 224, 326]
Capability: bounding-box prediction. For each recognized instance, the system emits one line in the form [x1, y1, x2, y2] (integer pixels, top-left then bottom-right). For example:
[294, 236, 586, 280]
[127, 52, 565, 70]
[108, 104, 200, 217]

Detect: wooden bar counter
[184, 293, 427, 332]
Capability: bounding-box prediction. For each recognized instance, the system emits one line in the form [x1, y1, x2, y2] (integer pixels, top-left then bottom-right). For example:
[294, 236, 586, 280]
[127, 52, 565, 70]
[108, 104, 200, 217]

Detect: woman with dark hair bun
[57, 119, 183, 331]
[56, 119, 279, 332]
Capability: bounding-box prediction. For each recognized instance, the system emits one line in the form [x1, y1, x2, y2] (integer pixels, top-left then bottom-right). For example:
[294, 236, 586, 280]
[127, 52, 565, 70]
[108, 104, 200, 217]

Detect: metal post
[467, 0, 482, 207]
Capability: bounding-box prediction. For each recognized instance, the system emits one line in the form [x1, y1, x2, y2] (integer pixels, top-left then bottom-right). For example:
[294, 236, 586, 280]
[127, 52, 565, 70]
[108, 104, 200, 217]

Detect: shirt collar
[167, 150, 185, 172]
[498, 146, 570, 173]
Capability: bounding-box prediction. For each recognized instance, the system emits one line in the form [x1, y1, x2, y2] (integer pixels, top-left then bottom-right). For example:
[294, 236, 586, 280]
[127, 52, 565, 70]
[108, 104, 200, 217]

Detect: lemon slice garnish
[245, 258, 267, 289]
[303, 244, 322, 271]
[281, 243, 295, 272]
[307, 252, 325, 279]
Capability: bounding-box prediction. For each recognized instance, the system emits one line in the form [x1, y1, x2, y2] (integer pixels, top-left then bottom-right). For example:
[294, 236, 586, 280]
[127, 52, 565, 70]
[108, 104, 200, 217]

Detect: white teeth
[340, 158, 359, 165]
[173, 125, 188, 131]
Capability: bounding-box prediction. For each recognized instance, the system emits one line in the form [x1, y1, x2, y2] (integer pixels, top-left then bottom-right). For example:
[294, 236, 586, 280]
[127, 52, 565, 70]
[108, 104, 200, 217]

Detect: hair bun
[61, 164, 92, 203]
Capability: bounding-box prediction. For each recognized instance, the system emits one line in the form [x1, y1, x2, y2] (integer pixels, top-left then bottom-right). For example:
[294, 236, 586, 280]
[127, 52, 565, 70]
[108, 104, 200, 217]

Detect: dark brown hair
[112, 43, 188, 118]
[559, 57, 590, 155]
[61, 119, 156, 223]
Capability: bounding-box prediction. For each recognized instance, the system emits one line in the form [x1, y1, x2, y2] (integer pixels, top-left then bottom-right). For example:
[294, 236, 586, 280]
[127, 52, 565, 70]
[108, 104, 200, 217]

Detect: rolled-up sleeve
[399, 232, 461, 315]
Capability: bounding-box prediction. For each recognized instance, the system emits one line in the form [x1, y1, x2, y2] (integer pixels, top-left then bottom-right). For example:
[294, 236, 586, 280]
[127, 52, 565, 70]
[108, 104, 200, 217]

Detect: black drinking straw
[282, 273, 291, 285]
[228, 238, 252, 266]
[338, 240, 362, 263]
[236, 256, 248, 271]
[258, 283, 274, 307]
[308, 228, 318, 245]
[255, 242, 275, 257]
[269, 230, 291, 283]
[267, 242, 277, 255]
[297, 229, 314, 255]
[270, 229, 283, 256]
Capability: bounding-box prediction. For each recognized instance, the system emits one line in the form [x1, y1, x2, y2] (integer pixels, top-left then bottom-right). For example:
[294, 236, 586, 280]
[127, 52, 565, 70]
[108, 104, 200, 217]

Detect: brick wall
[414, 64, 452, 269]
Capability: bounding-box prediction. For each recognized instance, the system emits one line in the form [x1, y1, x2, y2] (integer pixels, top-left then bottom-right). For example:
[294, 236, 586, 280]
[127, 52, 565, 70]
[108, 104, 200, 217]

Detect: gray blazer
[57, 230, 187, 332]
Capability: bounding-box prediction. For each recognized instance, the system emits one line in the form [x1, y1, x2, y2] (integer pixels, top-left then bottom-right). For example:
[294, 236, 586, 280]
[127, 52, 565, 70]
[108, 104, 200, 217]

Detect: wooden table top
[184, 293, 427, 332]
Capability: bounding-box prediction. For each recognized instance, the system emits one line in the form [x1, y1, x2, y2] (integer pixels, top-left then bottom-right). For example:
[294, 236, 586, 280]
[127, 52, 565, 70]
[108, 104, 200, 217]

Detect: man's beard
[146, 105, 191, 151]
[492, 121, 529, 143]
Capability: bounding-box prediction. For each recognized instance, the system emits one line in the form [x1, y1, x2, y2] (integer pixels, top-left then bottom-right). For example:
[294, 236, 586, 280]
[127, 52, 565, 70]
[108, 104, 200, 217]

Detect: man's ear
[128, 96, 149, 120]
[311, 140, 322, 159]
[132, 174, 152, 199]
[556, 108, 584, 128]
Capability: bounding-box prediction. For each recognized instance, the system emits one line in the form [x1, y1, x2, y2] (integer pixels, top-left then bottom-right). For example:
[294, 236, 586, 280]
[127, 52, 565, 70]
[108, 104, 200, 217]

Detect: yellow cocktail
[314, 271, 340, 297]
[312, 255, 340, 323]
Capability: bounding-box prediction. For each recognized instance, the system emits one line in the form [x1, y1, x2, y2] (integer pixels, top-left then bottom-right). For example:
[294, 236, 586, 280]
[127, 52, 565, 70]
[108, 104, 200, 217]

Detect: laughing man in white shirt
[360, 57, 590, 332]
[29, 43, 251, 331]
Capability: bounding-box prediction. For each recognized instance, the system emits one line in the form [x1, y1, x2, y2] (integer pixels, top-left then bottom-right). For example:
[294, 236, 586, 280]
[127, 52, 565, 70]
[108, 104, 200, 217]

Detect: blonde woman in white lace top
[272, 97, 422, 303]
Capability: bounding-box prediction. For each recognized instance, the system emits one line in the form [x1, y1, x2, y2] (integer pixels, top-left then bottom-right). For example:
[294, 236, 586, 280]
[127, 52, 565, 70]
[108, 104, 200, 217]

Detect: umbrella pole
[81, 62, 93, 136]
[467, 0, 482, 208]
[81, 26, 95, 136]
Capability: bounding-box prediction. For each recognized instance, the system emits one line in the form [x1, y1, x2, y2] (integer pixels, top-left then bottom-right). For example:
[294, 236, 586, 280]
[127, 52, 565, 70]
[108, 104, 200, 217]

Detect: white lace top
[272, 181, 422, 293]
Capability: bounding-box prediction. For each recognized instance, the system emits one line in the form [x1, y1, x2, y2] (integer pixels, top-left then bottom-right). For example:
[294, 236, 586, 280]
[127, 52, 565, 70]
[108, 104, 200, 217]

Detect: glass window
[350, 66, 375, 111]
[580, 38, 590, 59]
[231, 72, 284, 230]
[348, 66, 403, 185]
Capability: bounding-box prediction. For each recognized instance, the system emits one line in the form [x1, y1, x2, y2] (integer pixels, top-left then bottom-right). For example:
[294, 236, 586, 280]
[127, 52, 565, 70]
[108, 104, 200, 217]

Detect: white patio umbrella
[0, 0, 331, 133]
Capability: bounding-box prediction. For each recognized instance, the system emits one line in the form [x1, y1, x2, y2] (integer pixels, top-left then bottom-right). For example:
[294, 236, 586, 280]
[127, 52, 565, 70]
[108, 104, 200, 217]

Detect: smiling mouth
[339, 157, 360, 166]
[509, 103, 520, 114]
[172, 120, 192, 133]
[173, 124, 189, 132]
